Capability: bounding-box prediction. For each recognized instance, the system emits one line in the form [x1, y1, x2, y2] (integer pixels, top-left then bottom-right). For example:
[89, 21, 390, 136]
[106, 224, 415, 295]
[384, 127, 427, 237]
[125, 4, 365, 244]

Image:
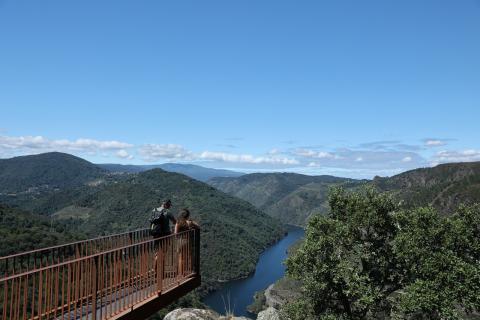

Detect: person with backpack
[150, 199, 177, 282]
[150, 199, 176, 238]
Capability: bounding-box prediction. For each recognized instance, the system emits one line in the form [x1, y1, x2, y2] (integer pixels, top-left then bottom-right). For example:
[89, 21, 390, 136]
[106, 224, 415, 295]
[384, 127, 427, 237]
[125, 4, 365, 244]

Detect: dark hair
[177, 208, 191, 232]
[163, 199, 172, 206]
[179, 208, 190, 220]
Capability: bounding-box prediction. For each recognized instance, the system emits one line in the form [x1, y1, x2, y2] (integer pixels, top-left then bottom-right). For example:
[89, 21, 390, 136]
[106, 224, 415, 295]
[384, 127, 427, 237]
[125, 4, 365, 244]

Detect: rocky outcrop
[264, 284, 282, 309]
[257, 307, 280, 320]
[264, 278, 302, 310]
[163, 308, 252, 320]
[164, 308, 220, 320]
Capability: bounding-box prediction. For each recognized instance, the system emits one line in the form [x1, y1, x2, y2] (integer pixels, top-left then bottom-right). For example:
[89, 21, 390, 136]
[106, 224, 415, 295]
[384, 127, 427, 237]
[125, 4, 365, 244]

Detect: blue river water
[203, 225, 305, 317]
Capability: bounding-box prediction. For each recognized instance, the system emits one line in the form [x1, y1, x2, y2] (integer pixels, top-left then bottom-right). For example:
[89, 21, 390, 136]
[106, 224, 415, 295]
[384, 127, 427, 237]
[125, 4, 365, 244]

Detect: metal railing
[1, 229, 152, 278]
[0, 229, 200, 320]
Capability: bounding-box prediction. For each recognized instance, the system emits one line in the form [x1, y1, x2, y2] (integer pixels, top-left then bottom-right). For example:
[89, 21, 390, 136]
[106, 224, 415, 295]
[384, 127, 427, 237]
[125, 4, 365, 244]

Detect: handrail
[1, 229, 153, 277]
[0, 230, 192, 282]
[0, 228, 149, 262]
[0, 229, 200, 320]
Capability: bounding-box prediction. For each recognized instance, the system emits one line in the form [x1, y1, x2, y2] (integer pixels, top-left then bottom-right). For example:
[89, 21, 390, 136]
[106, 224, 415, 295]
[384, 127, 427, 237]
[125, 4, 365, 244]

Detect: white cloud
[116, 149, 133, 160]
[139, 144, 194, 162]
[432, 149, 480, 164]
[3, 134, 478, 179]
[0, 135, 132, 154]
[424, 139, 447, 147]
[294, 148, 337, 159]
[268, 148, 280, 155]
[198, 151, 299, 165]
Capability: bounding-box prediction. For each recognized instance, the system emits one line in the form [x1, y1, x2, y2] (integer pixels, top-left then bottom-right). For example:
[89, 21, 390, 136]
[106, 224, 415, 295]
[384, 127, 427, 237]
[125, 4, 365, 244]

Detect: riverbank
[203, 225, 304, 317]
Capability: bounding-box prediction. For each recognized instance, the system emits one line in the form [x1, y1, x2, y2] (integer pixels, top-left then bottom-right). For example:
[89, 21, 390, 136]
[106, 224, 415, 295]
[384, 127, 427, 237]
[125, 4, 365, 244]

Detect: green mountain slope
[0, 152, 106, 194]
[0, 204, 82, 257]
[209, 173, 364, 225]
[11, 167, 285, 288]
[372, 161, 480, 213]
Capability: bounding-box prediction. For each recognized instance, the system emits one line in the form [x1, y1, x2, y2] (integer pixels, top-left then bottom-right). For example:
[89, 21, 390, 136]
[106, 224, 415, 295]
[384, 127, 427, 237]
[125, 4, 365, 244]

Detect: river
[203, 225, 305, 318]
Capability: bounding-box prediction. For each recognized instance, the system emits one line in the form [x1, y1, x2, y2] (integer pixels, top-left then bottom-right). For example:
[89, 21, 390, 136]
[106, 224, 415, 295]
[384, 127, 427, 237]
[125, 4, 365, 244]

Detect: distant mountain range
[209, 162, 480, 225]
[209, 173, 365, 226]
[98, 163, 244, 182]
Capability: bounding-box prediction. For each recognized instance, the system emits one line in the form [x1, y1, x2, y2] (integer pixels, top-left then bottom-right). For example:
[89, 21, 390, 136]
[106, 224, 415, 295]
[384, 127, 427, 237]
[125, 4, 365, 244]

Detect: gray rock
[164, 308, 220, 320]
[257, 307, 280, 320]
[163, 308, 253, 320]
[264, 284, 282, 309]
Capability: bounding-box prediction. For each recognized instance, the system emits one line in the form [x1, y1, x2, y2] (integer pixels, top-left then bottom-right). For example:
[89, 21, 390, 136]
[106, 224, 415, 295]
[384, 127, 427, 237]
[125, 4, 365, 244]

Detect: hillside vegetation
[210, 162, 480, 227]
[284, 187, 480, 320]
[0, 204, 83, 257]
[209, 173, 364, 225]
[373, 161, 480, 214]
[0, 152, 106, 194]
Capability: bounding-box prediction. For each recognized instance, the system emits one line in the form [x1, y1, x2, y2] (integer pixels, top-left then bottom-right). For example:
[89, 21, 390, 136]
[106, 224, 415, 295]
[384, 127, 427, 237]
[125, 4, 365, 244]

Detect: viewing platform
[1, 228, 201, 320]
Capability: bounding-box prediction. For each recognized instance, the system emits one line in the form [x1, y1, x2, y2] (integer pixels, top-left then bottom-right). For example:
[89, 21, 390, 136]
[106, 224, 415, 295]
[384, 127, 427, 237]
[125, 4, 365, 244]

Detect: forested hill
[372, 161, 480, 213]
[0, 153, 285, 287]
[0, 152, 106, 193]
[208, 173, 364, 226]
[0, 204, 83, 257]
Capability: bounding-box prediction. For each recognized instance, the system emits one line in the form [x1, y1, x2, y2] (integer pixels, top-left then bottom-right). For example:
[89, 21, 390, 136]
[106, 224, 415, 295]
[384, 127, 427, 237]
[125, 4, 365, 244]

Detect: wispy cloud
[423, 138, 449, 147]
[1, 134, 478, 179]
[431, 149, 480, 165]
[216, 144, 238, 149]
[356, 140, 423, 152]
[294, 148, 339, 159]
[138, 143, 299, 166]
[0, 135, 132, 155]
[139, 144, 194, 162]
[198, 151, 299, 165]
[116, 149, 134, 160]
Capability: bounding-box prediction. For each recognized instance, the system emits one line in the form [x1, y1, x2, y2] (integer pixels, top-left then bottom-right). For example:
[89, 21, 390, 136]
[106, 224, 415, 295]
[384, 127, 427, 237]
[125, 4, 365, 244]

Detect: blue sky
[0, 0, 479, 178]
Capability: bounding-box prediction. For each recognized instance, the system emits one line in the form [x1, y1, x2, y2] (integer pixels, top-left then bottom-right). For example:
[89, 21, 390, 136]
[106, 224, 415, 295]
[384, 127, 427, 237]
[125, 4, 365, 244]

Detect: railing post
[157, 245, 163, 294]
[92, 256, 98, 320]
[194, 229, 200, 275]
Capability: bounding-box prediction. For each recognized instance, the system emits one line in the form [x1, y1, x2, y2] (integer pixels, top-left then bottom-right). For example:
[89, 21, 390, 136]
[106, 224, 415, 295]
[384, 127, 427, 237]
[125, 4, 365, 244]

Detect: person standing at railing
[150, 199, 176, 237]
[175, 208, 200, 278]
[150, 199, 177, 283]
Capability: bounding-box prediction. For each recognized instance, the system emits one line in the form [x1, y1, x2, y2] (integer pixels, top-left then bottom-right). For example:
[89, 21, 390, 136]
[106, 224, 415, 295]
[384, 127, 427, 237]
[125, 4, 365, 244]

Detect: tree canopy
[284, 187, 480, 320]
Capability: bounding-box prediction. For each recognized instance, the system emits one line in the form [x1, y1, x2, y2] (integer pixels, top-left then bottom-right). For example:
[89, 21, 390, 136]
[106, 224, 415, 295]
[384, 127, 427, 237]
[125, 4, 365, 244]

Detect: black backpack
[149, 209, 167, 237]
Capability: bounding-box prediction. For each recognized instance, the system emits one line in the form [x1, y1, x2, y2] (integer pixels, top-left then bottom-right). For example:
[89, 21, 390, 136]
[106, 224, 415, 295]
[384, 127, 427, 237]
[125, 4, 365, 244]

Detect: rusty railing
[1, 229, 152, 278]
[1, 228, 200, 320]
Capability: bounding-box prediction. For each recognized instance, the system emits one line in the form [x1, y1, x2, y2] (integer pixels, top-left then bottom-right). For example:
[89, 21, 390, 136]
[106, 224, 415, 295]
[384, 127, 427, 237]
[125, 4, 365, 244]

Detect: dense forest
[373, 161, 480, 214]
[0, 204, 84, 257]
[283, 187, 480, 320]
